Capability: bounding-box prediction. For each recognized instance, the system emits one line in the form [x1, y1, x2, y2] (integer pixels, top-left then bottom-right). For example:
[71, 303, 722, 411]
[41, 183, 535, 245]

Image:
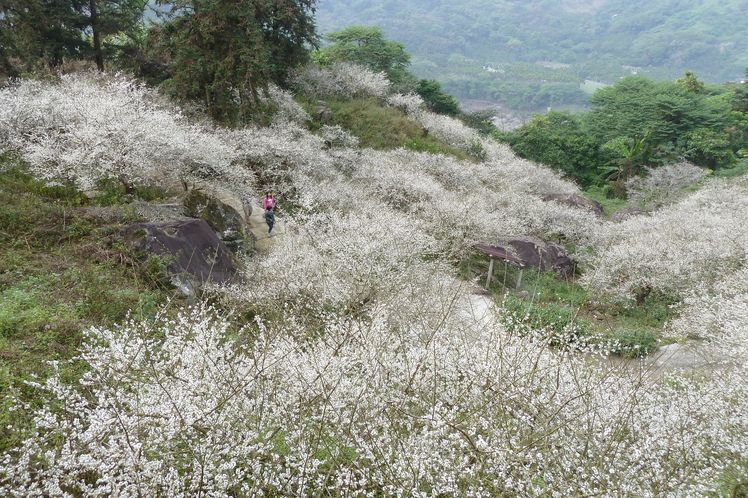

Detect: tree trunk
[89, 0, 104, 71]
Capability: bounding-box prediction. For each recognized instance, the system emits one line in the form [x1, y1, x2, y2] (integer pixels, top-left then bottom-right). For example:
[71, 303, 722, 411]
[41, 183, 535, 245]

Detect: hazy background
[317, 0, 748, 112]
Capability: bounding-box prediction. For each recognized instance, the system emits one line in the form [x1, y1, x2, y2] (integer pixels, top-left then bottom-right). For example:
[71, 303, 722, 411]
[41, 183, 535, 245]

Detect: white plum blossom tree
[625, 161, 709, 210]
[582, 180, 748, 302]
[0, 73, 253, 192]
[1, 301, 746, 496]
[291, 62, 391, 99]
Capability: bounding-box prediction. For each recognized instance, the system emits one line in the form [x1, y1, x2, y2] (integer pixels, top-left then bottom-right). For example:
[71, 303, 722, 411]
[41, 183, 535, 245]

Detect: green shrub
[608, 329, 658, 357]
[501, 295, 592, 347]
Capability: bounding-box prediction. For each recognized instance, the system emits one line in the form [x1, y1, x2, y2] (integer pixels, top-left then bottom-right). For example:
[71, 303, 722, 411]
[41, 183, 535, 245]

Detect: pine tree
[1, 0, 89, 69]
[0, 0, 144, 71]
[87, 0, 146, 71]
[153, 0, 318, 123]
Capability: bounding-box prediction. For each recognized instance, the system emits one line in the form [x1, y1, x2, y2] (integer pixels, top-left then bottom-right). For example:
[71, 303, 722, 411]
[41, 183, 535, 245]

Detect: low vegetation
[0, 155, 182, 454]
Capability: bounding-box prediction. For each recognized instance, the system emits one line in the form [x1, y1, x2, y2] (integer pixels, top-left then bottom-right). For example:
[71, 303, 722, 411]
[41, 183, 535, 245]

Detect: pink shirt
[262, 195, 277, 210]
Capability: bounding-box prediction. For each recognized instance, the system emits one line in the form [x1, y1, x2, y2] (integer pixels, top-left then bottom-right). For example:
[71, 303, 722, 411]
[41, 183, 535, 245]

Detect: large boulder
[542, 193, 604, 217]
[125, 218, 237, 296]
[504, 237, 575, 278]
[183, 190, 248, 253]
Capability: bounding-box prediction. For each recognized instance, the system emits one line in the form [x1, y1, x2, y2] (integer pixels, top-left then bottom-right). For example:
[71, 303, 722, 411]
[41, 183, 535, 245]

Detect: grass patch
[0, 155, 182, 453]
[302, 97, 473, 160]
[712, 158, 748, 179]
[459, 253, 671, 356]
[583, 185, 629, 217]
[501, 294, 593, 347]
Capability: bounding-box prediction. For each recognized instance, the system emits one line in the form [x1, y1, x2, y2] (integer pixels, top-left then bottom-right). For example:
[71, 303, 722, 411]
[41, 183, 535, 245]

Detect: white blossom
[626, 162, 708, 210]
[291, 63, 390, 99]
[582, 180, 748, 301]
[0, 73, 253, 193]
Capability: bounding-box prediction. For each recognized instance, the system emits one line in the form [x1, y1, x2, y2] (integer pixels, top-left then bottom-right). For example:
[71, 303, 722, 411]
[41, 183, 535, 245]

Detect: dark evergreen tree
[416, 79, 460, 115]
[87, 0, 146, 71]
[1, 0, 89, 69]
[0, 0, 144, 71]
[152, 0, 318, 123]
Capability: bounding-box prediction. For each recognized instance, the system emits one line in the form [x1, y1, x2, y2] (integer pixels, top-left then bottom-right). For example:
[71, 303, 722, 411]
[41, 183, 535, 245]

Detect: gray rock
[133, 202, 187, 222]
[315, 101, 334, 122]
[504, 236, 575, 278]
[183, 190, 249, 253]
[125, 219, 237, 296]
[542, 193, 604, 217]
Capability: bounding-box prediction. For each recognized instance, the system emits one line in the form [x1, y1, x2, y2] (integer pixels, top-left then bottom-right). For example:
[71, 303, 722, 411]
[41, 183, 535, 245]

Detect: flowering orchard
[2, 304, 746, 496]
[625, 161, 709, 210]
[0, 73, 253, 192]
[1, 71, 747, 495]
[582, 180, 748, 302]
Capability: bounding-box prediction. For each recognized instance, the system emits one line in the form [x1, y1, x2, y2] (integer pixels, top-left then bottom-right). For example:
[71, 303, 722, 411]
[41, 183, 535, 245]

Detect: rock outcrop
[125, 218, 237, 296]
[542, 193, 604, 217]
[503, 237, 575, 278]
[183, 190, 249, 253]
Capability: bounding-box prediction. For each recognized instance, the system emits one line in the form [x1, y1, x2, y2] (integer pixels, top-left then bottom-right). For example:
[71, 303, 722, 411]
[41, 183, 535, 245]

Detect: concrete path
[197, 185, 284, 255]
[245, 204, 285, 254]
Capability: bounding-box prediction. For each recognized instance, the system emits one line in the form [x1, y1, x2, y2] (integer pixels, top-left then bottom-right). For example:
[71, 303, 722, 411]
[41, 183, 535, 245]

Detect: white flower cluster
[667, 266, 748, 355]
[2, 303, 745, 496]
[3, 72, 747, 495]
[320, 124, 359, 148]
[0, 73, 254, 192]
[387, 92, 480, 151]
[291, 62, 390, 99]
[582, 180, 748, 301]
[386, 92, 425, 115]
[262, 84, 311, 126]
[625, 162, 708, 210]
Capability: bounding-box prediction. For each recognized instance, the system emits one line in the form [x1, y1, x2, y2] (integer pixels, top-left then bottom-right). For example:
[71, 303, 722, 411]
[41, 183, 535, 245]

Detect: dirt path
[198, 185, 284, 255]
[245, 205, 284, 254]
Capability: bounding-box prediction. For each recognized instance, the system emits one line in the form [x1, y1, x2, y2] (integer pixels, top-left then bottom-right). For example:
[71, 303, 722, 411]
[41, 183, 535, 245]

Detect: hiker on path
[264, 207, 275, 235]
[262, 191, 277, 211]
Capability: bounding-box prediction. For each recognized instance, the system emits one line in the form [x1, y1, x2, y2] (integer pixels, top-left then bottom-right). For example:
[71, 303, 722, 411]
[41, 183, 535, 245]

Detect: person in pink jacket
[262, 191, 277, 211]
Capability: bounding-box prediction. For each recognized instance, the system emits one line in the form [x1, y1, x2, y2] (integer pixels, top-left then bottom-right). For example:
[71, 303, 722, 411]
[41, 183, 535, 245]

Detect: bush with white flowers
[291, 62, 390, 99]
[320, 124, 359, 148]
[0, 73, 253, 192]
[2, 71, 747, 496]
[2, 302, 746, 496]
[262, 84, 311, 126]
[625, 162, 708, 210]
[581, 180, 748, 302]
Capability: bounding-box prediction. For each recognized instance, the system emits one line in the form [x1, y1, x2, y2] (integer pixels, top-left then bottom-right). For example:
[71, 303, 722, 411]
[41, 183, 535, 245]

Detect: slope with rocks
[0, 67, 746, 495]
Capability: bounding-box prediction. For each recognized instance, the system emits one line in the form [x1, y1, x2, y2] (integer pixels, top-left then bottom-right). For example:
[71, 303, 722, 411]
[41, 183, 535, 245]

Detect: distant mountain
[316, 0, 748, 110]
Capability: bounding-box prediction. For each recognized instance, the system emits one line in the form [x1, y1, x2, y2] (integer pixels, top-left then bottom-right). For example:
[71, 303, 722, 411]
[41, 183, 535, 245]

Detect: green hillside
[317, 0, 748, 110]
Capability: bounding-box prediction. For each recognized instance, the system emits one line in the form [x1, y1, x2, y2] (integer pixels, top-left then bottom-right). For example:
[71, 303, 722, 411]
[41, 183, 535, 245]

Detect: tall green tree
[320, 25, 411, 84]
[507, 111, 605, 186]
[586, 76, 728, 145]
[0, 0, 89, 69]
[0, 0, 145, 71]
[153, 0, 318, 123]
[87, 0, 146, 71]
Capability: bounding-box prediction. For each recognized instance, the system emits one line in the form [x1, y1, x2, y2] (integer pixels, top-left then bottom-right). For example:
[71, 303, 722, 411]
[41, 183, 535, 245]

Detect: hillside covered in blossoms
[0, 65, 745, 496]
[1, 1, 747, 496]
